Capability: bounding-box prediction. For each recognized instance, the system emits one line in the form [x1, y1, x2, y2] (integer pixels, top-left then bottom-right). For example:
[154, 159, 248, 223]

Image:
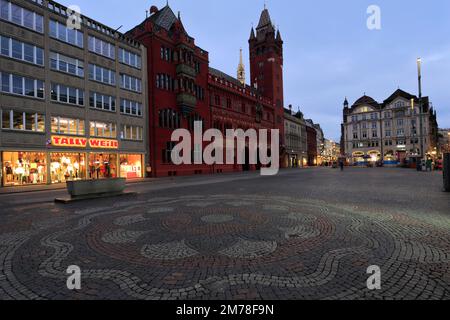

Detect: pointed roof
[383, 88, 417, 104]
[353, 95, 380, 108]
[257, 8, 272, 30]
[249, 27, 256, 40]
[276, 29, 282, 41]
[148, 5, 178, 31]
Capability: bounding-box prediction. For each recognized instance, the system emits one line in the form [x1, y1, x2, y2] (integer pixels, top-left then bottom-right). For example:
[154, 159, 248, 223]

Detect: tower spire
[237, 48, 245, 86]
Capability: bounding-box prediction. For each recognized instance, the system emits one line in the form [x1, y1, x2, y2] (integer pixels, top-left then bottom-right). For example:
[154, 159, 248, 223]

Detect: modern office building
[0, 0, 148, 188]
[341, 89, 439, 166]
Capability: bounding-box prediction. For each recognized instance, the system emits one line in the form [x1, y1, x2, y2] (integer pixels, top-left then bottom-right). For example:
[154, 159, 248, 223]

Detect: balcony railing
[177, 92, 197, 108]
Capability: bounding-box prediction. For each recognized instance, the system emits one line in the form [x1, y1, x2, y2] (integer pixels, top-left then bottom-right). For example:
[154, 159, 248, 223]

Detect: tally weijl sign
[50, 136, 119, 149]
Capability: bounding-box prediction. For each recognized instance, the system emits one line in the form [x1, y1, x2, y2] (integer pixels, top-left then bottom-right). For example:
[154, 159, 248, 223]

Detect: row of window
[351, 110, 419, 122]
[160, 46, 174, 62]
[50, 51, 84, 77]
[352, 127, 420, 140]
[1, 38, 139, 90]
[51, 83, 84, 106]
[1, 110, 45, 132]
[120, 73, 142, 93]
[159, 46, 202, 74]
[51, 116, 85, 136]
[49, 19, 84, 48]
[1, 1, 142, 70]
[2, 113, 143, 141]
[0, 0, 43, 33]
[2, 72, 142, 116]
[0, 35, 44, 66]
[1, 72, 44, 99]
[212, 95, 262, 116]
[120, 99, 142, 117]
[156, 73, 175, 91]
[352, 119, 417, 131]
[88, 35, 115, 60]
[50, 54, 139, 90]
[121, 124, 143, 141]
[158, 109, 181, 129]
[352, 141, 380, 149]
[89, 120, 116, 138]
[89, 92, 116, 112]
[354, 131, 379, 139]
[194, 85, 205, 101]
[354, 139, 420, 147]
[119, 48, 141, 69]
[88, 63, 115, 85]
[155, 75, 205, 100]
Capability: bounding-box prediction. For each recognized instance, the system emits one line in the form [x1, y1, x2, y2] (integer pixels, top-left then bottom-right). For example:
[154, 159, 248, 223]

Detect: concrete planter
[63, 178, 127, 200]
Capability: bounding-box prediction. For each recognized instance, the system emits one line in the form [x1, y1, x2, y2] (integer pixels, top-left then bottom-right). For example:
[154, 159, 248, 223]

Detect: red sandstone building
[127, 5, 285, 177]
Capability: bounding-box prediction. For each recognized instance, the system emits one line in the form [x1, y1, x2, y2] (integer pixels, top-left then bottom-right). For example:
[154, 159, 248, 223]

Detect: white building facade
[341, 90, 438, 166]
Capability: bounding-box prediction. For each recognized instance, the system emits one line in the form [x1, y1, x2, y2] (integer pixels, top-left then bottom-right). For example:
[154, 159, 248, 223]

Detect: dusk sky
[59, 0, 450, 140]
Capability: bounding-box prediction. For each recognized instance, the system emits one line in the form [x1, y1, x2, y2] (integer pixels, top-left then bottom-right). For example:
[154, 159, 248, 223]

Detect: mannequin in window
[5, 162, 13, 183]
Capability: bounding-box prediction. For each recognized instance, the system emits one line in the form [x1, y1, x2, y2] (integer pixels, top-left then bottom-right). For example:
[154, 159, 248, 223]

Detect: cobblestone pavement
[0, 168, 449, 300]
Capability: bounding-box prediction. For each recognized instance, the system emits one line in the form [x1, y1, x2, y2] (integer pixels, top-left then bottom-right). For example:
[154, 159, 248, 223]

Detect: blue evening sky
[59, 0, 450, 140]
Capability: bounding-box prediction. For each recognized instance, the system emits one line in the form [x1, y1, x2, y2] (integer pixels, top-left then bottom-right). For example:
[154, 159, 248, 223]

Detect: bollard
[444, 153, 450, 192]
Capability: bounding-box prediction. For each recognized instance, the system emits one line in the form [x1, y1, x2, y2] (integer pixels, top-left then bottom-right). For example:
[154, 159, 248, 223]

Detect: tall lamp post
[417, 58, 425, 164]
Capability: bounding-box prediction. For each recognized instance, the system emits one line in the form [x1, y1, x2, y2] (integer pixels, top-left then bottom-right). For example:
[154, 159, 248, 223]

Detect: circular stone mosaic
[1, 194, 449, 300]
[201, 214, 234, 224]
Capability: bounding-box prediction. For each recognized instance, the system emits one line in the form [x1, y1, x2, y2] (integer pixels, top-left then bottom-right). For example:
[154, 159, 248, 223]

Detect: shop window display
[120, 154, 143, 179]
[2, 151, 46, 186]
[50, 153, 86, 183]
[89, 153, 117, 179]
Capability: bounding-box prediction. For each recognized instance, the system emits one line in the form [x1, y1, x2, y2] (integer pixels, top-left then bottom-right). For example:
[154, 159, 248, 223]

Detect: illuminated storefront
[1, 135, 145, 187]
[88, 153, 118, 179]
[2, 151, 47, 186]
[120, 154, 143, 179]
[50, 153, 86, 183]
[352, 152, 365, 166]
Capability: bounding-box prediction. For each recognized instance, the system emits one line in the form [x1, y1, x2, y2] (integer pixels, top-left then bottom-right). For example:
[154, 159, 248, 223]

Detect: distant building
[313, 123, 325, 165]
[284, 107, 307, 168]
[438, 128, 450, 155]
[341, 89, 439, 166]
[323, 139, 340, 163]
[305, 119, 318, 166]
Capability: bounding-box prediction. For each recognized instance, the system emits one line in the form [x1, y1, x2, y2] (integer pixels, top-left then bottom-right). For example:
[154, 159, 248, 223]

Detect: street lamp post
[417, 58, 425, 163]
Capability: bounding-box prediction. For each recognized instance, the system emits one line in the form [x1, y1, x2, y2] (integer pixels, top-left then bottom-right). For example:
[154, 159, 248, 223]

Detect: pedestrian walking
[339, 159, 344, 171]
